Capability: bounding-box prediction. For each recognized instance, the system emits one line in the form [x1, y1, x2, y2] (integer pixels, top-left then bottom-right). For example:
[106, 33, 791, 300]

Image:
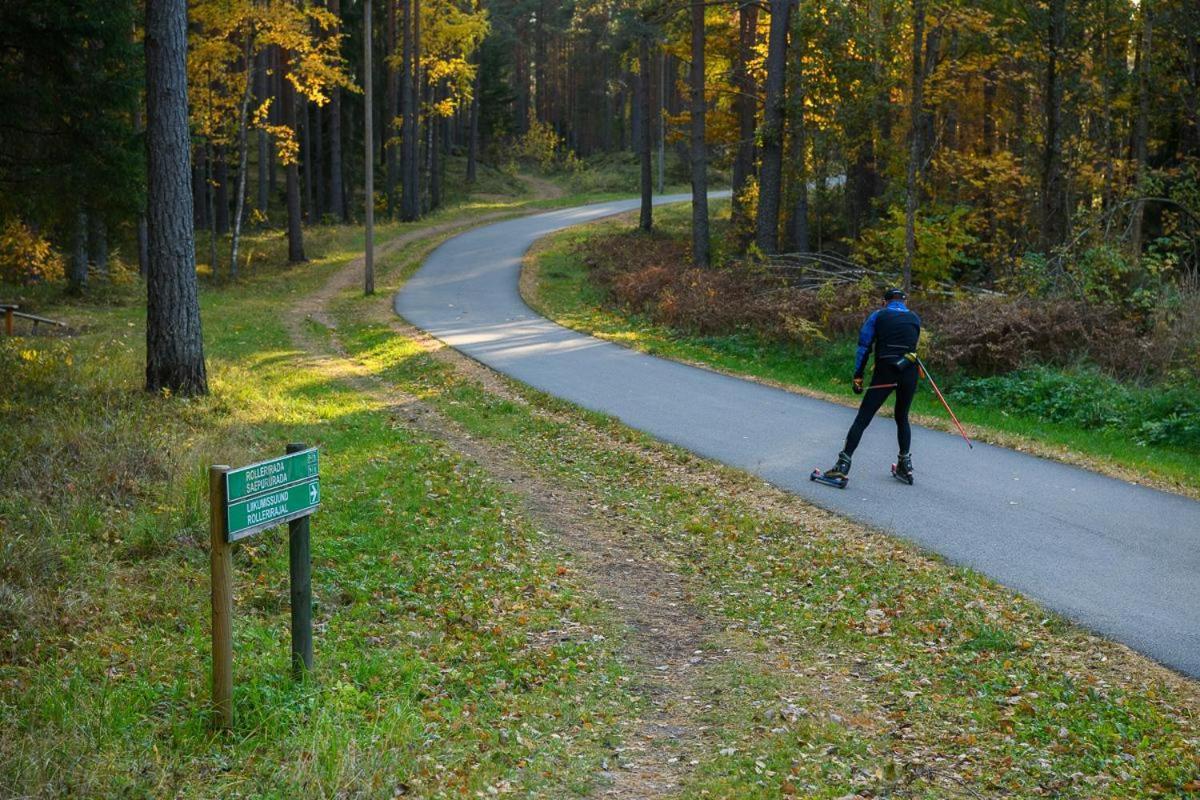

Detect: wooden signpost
[209, 443, 321, 729]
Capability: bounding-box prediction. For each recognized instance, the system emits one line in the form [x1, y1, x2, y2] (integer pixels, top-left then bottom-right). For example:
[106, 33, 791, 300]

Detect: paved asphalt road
[396, 195, 1200, 678]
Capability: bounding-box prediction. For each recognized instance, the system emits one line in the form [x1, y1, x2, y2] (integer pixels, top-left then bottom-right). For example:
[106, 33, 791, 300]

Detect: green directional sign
[225, 449, 321, 542]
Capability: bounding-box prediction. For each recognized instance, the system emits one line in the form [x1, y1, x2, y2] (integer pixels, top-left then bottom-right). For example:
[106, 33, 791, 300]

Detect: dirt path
[284, 212, 737, 797]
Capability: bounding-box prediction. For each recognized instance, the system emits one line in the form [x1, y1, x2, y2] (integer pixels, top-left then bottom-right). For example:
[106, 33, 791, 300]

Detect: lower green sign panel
[226, 478, 320, 542]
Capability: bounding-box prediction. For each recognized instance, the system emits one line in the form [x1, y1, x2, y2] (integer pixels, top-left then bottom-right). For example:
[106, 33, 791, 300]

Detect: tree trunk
[1131, 2, 1153, 259]
[731, 1, 758, 235]
[690, 0, 709, 267]
[754, 0, 793, 254]
[328, 0, 347, 221]
[791, 60, 809, 253]
[256, 48, 270, 217]
[281, 50, 306, 262]
[385, 0, 398, 216]
[313, 92, 325, 219]
[69, 208, 88, 293]
[364, 0, 375, 295]
[133, 102, 149, 277]
[302, 101, 315, 222]
[205, 139, 218, 272]
[1039, 0, 1068, 253]
[88, 214, 108, 278]
[214, 150, 229, 234]
[144, 0, 207, 396]
[400, 0, 420, 220]
[903, 0, 926, 293]
[230, 34, 254, 280]
[639, 35, 653, 232]
[467, 62, 480, 183]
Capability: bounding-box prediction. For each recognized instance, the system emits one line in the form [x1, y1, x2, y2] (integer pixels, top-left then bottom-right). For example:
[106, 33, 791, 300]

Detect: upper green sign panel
[226, 448, 319, 503]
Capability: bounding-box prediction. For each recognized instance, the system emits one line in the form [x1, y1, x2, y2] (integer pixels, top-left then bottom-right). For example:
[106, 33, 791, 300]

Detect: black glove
[852, 376, 864, 394]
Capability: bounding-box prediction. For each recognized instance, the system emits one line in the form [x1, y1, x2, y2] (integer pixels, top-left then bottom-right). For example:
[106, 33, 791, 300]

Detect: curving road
[396, 195, 1200, 678]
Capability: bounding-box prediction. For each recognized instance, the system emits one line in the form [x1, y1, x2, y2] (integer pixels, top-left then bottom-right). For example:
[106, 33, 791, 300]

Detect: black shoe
[892, 452, 914, 485]
[811, 451, 851, 489]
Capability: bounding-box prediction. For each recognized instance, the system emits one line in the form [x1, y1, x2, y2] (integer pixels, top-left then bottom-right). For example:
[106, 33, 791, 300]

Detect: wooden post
[4, 307, 13, 336]
[286, 443, 313, 678]
[363, 0, 375, 295]
[209, 465, 234, 730]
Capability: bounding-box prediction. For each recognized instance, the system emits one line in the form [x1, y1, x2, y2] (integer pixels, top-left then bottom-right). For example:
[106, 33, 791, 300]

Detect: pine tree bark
[1039, 0, 1068, 253]
[790, 63, 809, 253]
[144, 0, 208, 396]
[328, 0, 347, 221]
[754, 0, 793, 254]
[230, 35, 255, 279]
[467, 62, 480, 183]
[302, 101, 314, 221]
[400, 0, 420, 220]
[385, 0, 399, 216]
[256, 49, 270, 216]
[88, 214, 108, 277]
[69, 208, 88, 293]
[731, 1, 758, 236]
[1131, 2, 1153, 259]
[639, 35, 653, 232]
[903, 0, 926, 293]
[690, 0, 709, 267]
[281, 50, 306, 262]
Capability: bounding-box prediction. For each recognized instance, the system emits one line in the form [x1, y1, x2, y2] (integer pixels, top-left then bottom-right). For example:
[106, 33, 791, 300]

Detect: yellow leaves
[0, 219, 65, 284]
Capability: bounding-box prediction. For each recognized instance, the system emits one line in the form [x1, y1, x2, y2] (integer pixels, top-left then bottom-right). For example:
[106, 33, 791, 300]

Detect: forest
[6, 2, 1200, 798]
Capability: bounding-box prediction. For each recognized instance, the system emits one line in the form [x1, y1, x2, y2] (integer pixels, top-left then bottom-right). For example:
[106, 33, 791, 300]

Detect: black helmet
[883, 287, 907, 301]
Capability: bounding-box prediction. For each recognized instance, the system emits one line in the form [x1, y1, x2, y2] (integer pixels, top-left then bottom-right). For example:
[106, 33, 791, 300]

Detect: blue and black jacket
[853, 300, 921, 378]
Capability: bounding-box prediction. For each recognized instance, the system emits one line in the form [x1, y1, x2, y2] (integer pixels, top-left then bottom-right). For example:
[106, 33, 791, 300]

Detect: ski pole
[915, 357, 973, 449]
[866, 383, 897, 391]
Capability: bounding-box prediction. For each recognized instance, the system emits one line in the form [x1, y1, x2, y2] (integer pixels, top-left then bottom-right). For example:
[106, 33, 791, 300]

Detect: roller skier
[811, 287, 922, 488]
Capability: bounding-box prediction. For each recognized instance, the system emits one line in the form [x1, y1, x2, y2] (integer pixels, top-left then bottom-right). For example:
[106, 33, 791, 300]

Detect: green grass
[326, 217, 1200, 799]
[523, 202, 1200, 495]
[1, 200, 635, 796]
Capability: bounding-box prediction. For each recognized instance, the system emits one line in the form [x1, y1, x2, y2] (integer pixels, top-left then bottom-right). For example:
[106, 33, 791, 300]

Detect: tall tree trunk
[313, 93, 325, 219]
[230, 35, 254, 280]
[256, 49, 270, 217]
[364, 0, 375, 295]
[731, 1, 758, 236]
[205, 140, 218, 272]
[144, 0, 207, 396]
[903, 0, 926, 292]
[328, 0, 347, 221]
[535, 0, 548, 123]
[88, 214, 108, 278]
[133, 101, 149, 277]
[690, 0, 709, 267]
[69, 208, 88, 293]
[1131, 2, 1154, 259]
[791, 58, 809, 253]
[281, 50, 306, 263]
[214, 150, 230, 234]
[302, 101, 314, 221]
[467, 62, 480, 183]
[1039, 0, 1068, 253]
[401, 0, 419, 220]
[639, 35, 653, 232]
[754, 0, 793, 254]
[385, 0, 399, 216]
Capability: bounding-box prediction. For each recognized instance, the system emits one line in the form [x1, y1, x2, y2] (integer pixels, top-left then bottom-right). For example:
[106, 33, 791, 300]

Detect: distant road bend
[396, 194, 1200, 679]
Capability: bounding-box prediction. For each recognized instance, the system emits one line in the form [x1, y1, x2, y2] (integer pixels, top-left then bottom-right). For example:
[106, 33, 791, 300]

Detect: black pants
[843, 363, 918, 456]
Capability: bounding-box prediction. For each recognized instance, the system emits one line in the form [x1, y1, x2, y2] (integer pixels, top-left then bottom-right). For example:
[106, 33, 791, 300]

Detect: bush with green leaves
[949, 366, 1200, 450]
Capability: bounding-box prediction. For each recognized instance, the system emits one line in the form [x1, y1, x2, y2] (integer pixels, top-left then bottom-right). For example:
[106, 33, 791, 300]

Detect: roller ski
[891, 453, 914, 485]
[810, 452, 851, 489]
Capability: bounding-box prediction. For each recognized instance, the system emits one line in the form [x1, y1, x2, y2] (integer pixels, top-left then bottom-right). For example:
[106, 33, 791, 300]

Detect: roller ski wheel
[891, 455, 914, 485]
[810, 468, 848, 490]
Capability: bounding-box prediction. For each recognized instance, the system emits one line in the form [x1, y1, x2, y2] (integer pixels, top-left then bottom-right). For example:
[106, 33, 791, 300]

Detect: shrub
[853, 205, 977, 286]
[0, 219, 65, 285]
[949, 366, 1200, 450]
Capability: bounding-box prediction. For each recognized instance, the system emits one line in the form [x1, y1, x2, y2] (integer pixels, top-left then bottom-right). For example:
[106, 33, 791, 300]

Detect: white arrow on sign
[309, 483, 320, 504]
